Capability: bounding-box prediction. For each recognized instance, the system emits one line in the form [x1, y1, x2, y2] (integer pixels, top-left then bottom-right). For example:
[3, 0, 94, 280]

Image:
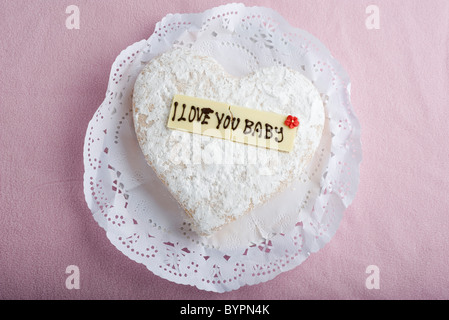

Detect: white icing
[133, 48, 325, 236]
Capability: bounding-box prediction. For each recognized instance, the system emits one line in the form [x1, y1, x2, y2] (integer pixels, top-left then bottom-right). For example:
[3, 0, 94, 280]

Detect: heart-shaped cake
[132, 48, 325, 236]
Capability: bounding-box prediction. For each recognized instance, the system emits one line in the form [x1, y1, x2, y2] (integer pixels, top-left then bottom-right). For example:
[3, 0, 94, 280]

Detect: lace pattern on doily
[83, 3, 361, 292]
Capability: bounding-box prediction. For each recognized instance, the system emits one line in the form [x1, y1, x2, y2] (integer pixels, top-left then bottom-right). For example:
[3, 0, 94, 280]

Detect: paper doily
[83, 3, 362, 293]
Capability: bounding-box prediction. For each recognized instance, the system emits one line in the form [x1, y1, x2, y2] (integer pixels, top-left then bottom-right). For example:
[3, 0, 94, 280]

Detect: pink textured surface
[1, 0, 449, 299]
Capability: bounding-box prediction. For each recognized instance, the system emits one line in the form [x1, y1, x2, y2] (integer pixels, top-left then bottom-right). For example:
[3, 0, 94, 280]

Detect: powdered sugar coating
[133, 48, 325, 236]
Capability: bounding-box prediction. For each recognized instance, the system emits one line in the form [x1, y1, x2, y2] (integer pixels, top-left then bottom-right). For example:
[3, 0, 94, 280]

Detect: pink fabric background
[1, 0, 448, 300]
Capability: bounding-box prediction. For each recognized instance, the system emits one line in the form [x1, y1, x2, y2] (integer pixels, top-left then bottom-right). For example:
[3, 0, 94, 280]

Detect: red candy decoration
[284, 115, 299, 129]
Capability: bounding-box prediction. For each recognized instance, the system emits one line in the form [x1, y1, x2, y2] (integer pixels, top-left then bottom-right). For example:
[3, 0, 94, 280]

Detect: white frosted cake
[132, 48, 325, 236]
